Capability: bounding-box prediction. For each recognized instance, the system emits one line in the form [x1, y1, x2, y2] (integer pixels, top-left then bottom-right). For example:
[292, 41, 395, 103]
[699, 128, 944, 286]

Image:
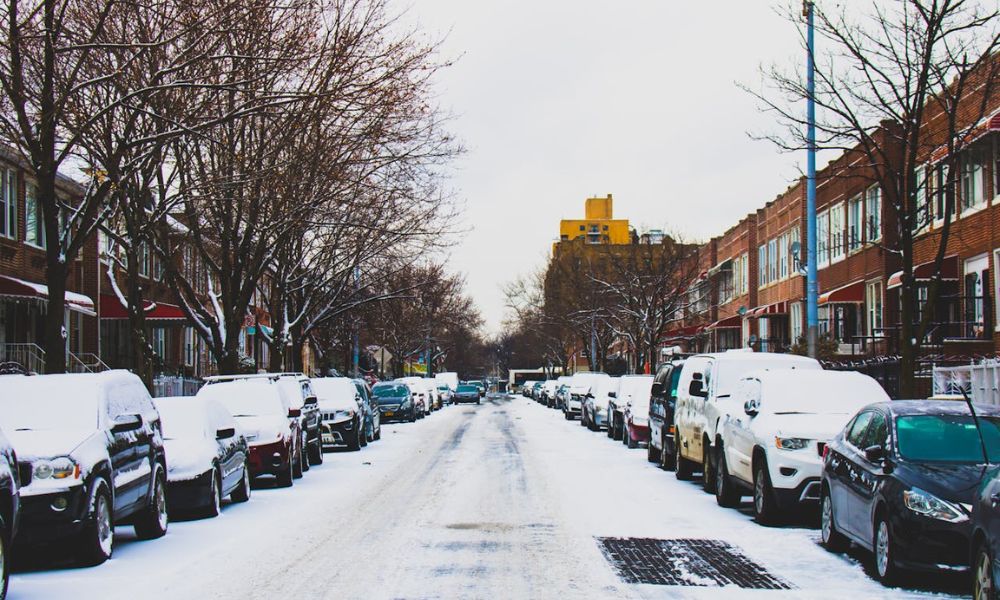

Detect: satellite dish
[737, 306, 747, 316]
[790, 241, 801, 257]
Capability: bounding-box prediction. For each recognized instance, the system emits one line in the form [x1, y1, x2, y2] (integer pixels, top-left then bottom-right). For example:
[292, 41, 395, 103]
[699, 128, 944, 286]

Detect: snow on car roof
[311, 377, 357, 401]
[196, 379, 287, 415]
[747, 370, 889, 413]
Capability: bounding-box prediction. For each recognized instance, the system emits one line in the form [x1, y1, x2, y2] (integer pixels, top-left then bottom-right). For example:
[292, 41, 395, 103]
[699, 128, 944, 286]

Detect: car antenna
[961, 388, 990, 466]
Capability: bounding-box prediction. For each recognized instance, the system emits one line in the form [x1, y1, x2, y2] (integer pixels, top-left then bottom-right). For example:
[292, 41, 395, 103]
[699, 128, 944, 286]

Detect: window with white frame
[768, 238, 777, 282]
[152, 327, 166, 359]
[961, 143, 988, 211]
[848, 195, 863, 250]
[0, 169, 14, 239]
[866, 186, 882, 242]
[184, 327, 196, 366]
[830, 203, 846, 261]
[152, 250, 163, 281]
[931, 163, 951, 222]
[24, 182, 44, 248]
[137, 241, 150, 278]
[817, 210, 830, 267]
[778, 234, 788, 280]
[740, 252, 749, 292]
[913, 166, 928, 231]
[866, 280, 883, 337]
[789, 226, 800, 274]
[758, 244, 767, 287]
[790, 301, 803, 342]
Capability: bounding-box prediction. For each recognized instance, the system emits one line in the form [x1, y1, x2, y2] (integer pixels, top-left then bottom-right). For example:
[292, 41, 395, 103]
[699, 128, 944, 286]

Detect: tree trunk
[124, 262, 154, 391]
[43, 259, 67, 374]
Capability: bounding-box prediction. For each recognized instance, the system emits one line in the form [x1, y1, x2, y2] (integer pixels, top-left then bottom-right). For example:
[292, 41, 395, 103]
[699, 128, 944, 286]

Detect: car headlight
[774, 437, 810, 450]
[34, 457, 80, 480]
[903, 487, 968, 523]
[335, 409, 355, 420]
[400, 399, 411, 409]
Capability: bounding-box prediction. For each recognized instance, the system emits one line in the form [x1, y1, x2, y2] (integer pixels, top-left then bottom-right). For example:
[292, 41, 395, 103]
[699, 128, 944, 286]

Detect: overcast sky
[404, 1, 811, 334]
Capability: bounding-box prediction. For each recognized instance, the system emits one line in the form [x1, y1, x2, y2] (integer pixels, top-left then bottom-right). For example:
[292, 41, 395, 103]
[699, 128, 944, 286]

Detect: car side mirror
[689, 380, 707, 398]
[651, 382, 664, 397]
[111, 413, 143, 433]
[288, 408, 302, 418]
[586, 392, 594, 399]
[305, 397, 318, 406]
[608, 391, 617, 398]
[744, 400, 758, 417]
[864, 445, 884, 463]
[216, 427, 236, 439]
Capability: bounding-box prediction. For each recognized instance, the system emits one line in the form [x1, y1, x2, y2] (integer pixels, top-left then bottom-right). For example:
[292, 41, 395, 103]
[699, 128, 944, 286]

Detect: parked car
[434, 372, 459, 394]
[619, 376, 655, 452]
[674, 350, 821, 490]
[714, 370, 889, 521]
[0, 423, 19, 598]
[541, 380, 559, 406]
[312, 377, 366, 451]
[972, 466, 1000, 600]
[648, 359, 686, 470]
[553, 376, 573, 409]
[582, 377, 619, 431]
[820, 400, 1000, 585]
[198, 380, 300, 488]
[555, 382, 572, 411]
[372, 383, 418, 422]
[520, 381, 536, 397]
[152, 396, 251, 518]
[563, 372, 611, 420]
[353, 378, 381, 443]
[0, 371, 168, 566]
[397, 377, 432, 416]
[608, 375, 652, 442]
[437, 385, 453, 406]
[453, 384, 481, 404]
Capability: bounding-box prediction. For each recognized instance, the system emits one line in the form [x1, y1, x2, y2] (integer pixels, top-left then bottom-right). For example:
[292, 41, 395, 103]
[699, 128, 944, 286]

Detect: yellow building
[558, 194, 631, 246]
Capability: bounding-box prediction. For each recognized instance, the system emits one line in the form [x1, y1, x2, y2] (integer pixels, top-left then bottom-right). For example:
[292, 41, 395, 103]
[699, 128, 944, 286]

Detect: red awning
[748, 300, 789, 318]
[707, 314, 743, 329]
[0, 275, 95, 315]
[662, 325, 704, 341]
[930, 109, 1000, 163]
[886, 255, 959, 290]
[990, 113, 1000, 131]
[100, 294, 187, 320]
[818, 280, 864, 305]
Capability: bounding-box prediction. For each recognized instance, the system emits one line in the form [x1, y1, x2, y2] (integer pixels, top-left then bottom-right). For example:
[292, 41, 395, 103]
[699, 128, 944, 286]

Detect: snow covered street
[10, 395, 969, 599]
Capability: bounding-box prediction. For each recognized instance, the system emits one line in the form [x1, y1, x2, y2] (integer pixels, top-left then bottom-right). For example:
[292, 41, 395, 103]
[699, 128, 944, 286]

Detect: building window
[24, 182, 44, 248]
[817, 210, 830, 267]
[961, 144, 988, 211]
[152, 327, 166, 359]
[964, 254, 990, 338]
[930, 163, 951, 222]
[778, 234, 788, 280]
[137, 241, 150, 278]
[759, 317, 770, 352]
[866, 186, 881, 242]
[848, 195, 863, 249]
[152, 250, 163, 281]
[994, 249, 1000, 332]
[790, 301, 803, 343]
[184, 327, 196, 367]
[767, 238, 777, 283]
[866, 280, 883, 337]
[789, 226, 800, 274]
[740, 252, 749, 294]
[913, 166, 929, 231]
[0, 169, 14, 239]
[758, 244, 767, 287]
[829, 203, 846, 262]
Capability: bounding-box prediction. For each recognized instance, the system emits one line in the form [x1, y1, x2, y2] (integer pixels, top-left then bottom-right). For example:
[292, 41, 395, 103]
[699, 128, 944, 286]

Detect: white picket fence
[933, 359, 1000, 406]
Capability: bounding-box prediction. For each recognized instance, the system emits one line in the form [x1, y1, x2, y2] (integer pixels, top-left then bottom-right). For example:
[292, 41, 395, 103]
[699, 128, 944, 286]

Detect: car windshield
[155, 402, 206, 440]
[373, 384, 408, 404]
[200, 383, 285, 417]
[895, 414, 1000, 463]
[0, 376, 99, 431]
[457, 385, 478, 393]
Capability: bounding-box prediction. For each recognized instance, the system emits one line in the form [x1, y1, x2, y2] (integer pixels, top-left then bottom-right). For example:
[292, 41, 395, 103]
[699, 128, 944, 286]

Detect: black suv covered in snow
[0, 423, 21, 598]
[0, 371, 168, 566]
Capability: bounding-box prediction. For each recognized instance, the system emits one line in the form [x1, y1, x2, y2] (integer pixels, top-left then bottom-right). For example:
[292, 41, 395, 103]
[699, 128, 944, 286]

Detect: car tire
[675, 439, 694, 481]
[647, 438, 660, 463]
[292, 445, 304, 479]
[348, 422, 362, 451]
[873, 513, 900, 586]
[301, 434, 311, 472]
[715, 451, 740, 508]
[752, 462, 778, 525]
[276, 452, 294, 488]
[606, 417, 614, 439]
[374, 426, 382, 441]
[308, 440, 324, 465]
[202, 468, 223, 518]
[702, 444, 715, 493]
[564, 411, 572, 420]
[627, 425, 638, 449]
[134, 466, 169, 540]
[410, 410, 417, 423]
[975, 541, 996, 600]
[76, 478, 114, 566]
[0, 515, 8, 599]
[660, 431, 675, 471]
[820, 488, 848, 552]
[231, 466, 251, 503]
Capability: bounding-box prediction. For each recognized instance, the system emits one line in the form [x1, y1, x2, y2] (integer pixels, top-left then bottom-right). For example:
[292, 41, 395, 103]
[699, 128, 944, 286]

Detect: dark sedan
[372, 383, 418, 422]
[453, 384, 481, 405]
[820, 400, 1000, 585]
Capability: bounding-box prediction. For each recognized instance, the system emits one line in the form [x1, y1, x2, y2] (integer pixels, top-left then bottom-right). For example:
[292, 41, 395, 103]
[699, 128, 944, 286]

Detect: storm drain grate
[597, 537, 792, 589]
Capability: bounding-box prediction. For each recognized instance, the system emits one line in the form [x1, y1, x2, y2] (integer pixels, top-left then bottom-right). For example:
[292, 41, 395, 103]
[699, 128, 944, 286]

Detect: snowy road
[11, 395, 967, 599]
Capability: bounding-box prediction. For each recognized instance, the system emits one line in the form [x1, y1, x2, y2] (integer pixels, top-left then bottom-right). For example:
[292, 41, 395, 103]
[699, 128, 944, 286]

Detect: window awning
[662, 324, 704, 341]
[930, 108, 1000, 163]
[0, 275, 96, 316]
[886, 255, 959, 290]
[99, 294, 187, 320]
[818, 280, 864, 305]
[707, 314, 743, 329]
[748, 300, 789, 318]
[707, 259, 733, 278]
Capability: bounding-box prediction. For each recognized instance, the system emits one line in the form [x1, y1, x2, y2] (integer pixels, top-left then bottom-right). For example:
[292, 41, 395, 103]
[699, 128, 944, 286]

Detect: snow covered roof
[0, 275, 95, 316]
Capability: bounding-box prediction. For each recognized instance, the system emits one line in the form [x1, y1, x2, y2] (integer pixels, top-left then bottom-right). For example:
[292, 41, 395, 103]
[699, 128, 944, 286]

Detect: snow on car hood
[761, 412, 857, 442]
[234, 415, 287, 446]
[9, 428, 97, 462]
[164, 438, 216, 482]
[318, 395, 357, 413]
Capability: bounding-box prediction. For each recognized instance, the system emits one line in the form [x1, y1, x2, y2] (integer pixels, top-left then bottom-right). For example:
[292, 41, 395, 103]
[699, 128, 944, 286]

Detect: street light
[804, 0, 819, 359]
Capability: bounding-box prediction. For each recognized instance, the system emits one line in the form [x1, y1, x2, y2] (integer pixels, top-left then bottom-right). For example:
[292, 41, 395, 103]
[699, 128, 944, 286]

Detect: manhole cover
[597, 537, 792, 589]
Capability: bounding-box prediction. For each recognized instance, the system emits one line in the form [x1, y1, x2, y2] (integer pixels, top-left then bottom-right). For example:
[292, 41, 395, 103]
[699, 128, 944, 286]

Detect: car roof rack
[203, 373, 284, 384]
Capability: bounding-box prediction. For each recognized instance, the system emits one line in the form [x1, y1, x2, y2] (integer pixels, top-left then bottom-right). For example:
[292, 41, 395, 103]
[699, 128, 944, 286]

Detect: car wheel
[873, 514, 900, 585]
[77, 478, 114, 566]
[301, 434, 311, 472]
[276, 452, 294, 488]
[606, 416, 614, 439]
[660, 431, 675, 471]
[820, 488, 848, 552]
[627, 425, 638, 449]
[702, 443, 715, 493]
[0, 515, 7, 599]
[134, 466, 169, 540]
[292, 444, 304, 479]
[753, 462, 778, 525]
[715, 451, 740, 508]
[647, 437, 661, 463]
[231, 466, 252, 503]
[675, 438, 694, 480]
[201, 467, 222, 518]
[308, 440, 324, 465]
[564, 411, 572, 420]
[374, 425, 381, 441]
[975, 542, 996, 600]
[348, 422, 362, 451]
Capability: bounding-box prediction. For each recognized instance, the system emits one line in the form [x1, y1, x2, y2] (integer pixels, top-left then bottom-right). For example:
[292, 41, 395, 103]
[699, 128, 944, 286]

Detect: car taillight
[668, 425, 675, 435]
[820, 443, 829, 460]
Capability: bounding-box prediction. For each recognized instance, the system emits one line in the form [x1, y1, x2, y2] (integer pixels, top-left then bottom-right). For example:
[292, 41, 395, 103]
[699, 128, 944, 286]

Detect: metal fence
[933, 358, 1000, 406]
[152, 375, 202, 398]
[823, 356, 904, 399]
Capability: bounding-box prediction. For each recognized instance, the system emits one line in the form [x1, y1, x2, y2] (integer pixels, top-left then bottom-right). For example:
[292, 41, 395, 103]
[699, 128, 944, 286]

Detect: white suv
[562, 372, 610, 420]
[673, 351, 821, 491]
[714, 369, 889, 523]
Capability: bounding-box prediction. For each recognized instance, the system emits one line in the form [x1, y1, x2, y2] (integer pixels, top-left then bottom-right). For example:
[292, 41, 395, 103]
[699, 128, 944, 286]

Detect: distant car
[198, 380, 300, 488]
[372, 383, 417, 422]
[274, 374, 322, 468]
[619, 376, 655, 452]
[473, 381, 487, 397]
[437, 385, 453, 406]
[554, 383, 572, 411]
[352, 378, 381, 443]
[820, 400, 1000, 585]
[582, 377, 618, 431]
[0, 424, 19, 598]
[565, 372, 611, 421]
[714, 370, 888, 520]
[0, 371, 168, 566]
[453, 384, 481, 404]
[397, 377, 432, 416]
[312, 378, 366, 451]
[153, 396, 251, 518]
[649, 360, 685, 470]
[541, 380, 559, 406]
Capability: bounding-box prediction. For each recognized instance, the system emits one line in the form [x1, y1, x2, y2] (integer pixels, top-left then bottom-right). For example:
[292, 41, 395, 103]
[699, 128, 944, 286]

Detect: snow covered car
[152, 396, 251, 518]
[0, 371, 168, 566]
[452, 384, 481, 404]
[971, 466, 1000, 600]
[198, 380, 300, 488]
[582, 377, 618, 431]
[372, 383, 417, 422]
[673, 351, 821, 490]
[397, 377, 431, 416]
[713, 370, 888, 521]
[607, 375, 652, 442]
[436, 385, 453, 406]
[313, 378, 366, 451]
[618, 376, 654, 452]
[540, 380, 559, 406]
[353, 378, 382, 442]
[563, 372, 610, 420]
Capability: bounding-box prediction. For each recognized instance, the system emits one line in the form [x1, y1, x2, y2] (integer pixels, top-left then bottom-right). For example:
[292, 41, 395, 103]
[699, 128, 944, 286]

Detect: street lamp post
[804, 0, 819, 359]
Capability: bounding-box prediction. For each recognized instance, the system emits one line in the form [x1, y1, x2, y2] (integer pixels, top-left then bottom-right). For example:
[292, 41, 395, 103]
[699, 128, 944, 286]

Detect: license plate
[384, 412, 394, 417]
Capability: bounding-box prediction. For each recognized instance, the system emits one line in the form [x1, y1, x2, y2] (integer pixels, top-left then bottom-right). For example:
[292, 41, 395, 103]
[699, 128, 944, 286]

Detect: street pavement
[10, 394, 967, 599]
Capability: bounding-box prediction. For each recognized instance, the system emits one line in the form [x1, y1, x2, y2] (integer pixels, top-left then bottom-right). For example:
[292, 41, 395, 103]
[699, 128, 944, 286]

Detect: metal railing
[152, 375, 202, 398]
[68, 352, 110, 373]
[0, 343, 46, 374]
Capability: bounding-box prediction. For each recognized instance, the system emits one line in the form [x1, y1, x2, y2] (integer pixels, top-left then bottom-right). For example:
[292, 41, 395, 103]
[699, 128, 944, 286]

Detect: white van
[434, 372, 459, 391]
[673, 351, 821, 489]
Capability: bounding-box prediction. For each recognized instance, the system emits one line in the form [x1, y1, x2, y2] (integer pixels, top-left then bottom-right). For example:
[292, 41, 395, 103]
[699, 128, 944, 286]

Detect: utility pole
[352, 266, 360, 377]
[804, 0, 819, 359]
